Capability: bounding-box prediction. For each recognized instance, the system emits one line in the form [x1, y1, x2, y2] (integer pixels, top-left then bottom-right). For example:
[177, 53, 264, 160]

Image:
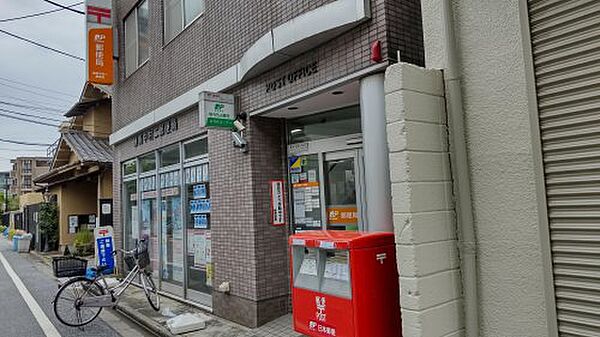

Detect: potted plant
[39, 202, 58, 252]
[73, 229, 94, 256]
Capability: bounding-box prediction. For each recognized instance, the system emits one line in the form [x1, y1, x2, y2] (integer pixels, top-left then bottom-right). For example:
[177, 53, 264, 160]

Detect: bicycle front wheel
[53, 276, 104, 327]
[140, 272, 160, 311]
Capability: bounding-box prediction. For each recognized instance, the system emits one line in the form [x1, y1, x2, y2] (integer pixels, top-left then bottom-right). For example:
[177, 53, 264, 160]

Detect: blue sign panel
[194, 214, 209, 229]
[190, 199, 211, 214]
[193, 184, 207, 199]
[96, 236, 115, 274]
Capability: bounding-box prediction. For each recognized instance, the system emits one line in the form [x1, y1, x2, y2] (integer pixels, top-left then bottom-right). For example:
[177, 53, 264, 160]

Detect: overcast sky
[0, 0, 85, 171]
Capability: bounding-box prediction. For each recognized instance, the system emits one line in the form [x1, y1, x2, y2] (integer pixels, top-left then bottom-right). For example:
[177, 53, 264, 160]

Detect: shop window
[123, 180, 138, 252]
[185, 163, 212, 301]
[160, 170, 180, 189]
[184, 138, 207, 160]
[122, 139, 211, 305]
[160, 174, 183, 288]
[288, 105, 361, 144]
[139, 152, 156, 173]
[125, 0, 149, 77]
[140, 176, 158, 274]
[123, 160, 137, 176]
[160, 144, 180, 168]
[164, 0, 205, 43]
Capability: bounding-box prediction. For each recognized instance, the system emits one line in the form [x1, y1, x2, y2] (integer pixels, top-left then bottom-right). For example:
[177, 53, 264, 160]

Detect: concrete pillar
[360, 73, 393, 232]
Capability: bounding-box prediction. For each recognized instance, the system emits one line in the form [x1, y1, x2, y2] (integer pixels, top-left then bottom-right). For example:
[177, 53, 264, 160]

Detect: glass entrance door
[159, 170, 184, 296]
[324, 151, 360, 230]
[288, 142, 364, 232]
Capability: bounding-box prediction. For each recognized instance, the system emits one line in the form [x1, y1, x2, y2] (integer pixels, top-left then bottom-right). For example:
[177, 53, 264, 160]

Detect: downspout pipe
[440, 1, 480, 336]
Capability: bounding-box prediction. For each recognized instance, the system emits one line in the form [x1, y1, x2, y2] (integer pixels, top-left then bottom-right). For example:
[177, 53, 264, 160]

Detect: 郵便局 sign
[199, 92, 235, 129]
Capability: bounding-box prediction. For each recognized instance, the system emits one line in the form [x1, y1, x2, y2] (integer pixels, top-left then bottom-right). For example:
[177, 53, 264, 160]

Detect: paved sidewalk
[117, 286, 302, 337]
[30, 249, 302, 337]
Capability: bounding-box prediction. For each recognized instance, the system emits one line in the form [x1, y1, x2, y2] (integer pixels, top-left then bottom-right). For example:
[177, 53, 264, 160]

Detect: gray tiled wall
[112, 0, 424, 130]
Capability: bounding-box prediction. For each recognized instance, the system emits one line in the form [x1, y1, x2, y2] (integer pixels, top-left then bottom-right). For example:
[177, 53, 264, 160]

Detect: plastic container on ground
[12, 235, 21, 251]
[17, 233, 32, 253]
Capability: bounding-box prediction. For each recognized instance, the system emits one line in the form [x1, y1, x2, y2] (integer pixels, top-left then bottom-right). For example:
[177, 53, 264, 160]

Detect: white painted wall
[385, 63, 463, 337]
[420, 1, 555, 336]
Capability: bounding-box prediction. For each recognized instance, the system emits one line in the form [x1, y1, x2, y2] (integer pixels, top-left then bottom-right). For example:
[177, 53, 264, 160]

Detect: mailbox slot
[292, 244, 352, 299]
[321, 249, 351, 299]
[293, 246, 320, 291]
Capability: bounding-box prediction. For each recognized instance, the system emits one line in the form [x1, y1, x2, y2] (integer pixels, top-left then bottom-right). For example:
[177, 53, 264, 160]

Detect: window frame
[139, 151, 157, 174]
[159, 143, 181, 171]
[183, 135, 208, 162]
[124, 0, 150, 78]
[123, 159, 138, 179]
[163, 0, 205, 45]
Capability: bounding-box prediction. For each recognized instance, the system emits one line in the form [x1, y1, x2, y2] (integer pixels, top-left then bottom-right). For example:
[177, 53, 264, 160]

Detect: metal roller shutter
[528, 0, 600, 335]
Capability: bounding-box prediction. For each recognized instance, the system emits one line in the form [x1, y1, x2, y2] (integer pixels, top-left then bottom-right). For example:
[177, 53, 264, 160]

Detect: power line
[0, 107, 63, 123]
[0, 28, 84, 61]
[0, 2, 83, 23]
[0, 101, 64, 113]
[42, 0, 85, 15]
[0, 76, 78, 99]
[0, 111, 59, 127]
[0, 95, 71, 110]
[0, 147, 47, 152]
[0, 82, 75, 104]
[0, 138, 52, 147]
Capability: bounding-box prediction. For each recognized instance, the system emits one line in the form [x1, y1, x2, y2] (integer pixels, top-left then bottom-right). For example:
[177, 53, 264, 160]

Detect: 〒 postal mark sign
[199, 92, 235, 129]
[86, 0, 112, 25]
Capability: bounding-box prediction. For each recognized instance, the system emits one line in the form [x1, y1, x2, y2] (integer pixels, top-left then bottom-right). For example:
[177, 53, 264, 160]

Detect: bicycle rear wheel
[53, 277, 104, 327]
[140, 272, 160, 311]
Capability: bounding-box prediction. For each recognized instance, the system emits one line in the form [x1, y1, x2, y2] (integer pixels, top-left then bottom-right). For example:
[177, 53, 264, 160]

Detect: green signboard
[199, 92, 235, 129]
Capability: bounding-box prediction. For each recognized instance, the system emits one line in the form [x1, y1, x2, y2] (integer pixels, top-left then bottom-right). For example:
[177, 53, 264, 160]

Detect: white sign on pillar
[270, 180, 286, 226]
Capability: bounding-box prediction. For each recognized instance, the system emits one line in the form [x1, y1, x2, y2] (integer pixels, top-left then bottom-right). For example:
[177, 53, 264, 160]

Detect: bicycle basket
[124, 254, 136, 270]
[52, 256, 88, 278]
[137, 242, 150, 269]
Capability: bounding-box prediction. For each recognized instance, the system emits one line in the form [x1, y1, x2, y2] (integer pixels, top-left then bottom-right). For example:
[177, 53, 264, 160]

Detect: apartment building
[10, 157, 50, 197]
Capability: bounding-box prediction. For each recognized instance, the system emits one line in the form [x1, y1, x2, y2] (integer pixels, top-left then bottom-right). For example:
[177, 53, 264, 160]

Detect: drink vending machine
[289, 231, 402, 337]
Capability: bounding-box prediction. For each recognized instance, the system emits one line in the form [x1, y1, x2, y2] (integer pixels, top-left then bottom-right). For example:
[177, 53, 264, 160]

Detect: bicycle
[53, 236, 160, 327]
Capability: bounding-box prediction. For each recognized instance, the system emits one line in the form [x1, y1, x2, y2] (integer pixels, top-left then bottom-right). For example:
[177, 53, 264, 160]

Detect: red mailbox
[289, 231, 401, 337]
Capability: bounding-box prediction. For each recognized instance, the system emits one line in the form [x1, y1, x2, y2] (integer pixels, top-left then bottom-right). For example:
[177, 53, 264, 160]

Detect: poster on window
[205, 234, 213, 287]
[193, 184, 207, 199]
[172, 263, 184, 283]
[131, 206, 139, 239]
[194, 214, 208, 229]
[193, 234, 206, 267]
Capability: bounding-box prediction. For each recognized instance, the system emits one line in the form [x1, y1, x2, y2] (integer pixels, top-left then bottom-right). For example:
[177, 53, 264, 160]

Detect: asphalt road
[0, 239, 149, 337]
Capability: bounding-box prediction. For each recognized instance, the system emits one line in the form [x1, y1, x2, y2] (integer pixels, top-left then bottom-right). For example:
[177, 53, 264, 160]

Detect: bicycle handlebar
[112, 238, 148, 257]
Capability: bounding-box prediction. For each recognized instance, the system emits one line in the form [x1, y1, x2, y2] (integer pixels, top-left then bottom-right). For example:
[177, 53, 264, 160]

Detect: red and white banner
[270, 180, 286, 226]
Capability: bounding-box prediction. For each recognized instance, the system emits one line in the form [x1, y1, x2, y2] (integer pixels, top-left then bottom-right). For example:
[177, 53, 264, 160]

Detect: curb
[114, 302, 173, 337]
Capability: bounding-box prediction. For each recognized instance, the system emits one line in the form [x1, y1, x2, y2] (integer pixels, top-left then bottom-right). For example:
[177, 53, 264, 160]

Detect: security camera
[231, 131, 248, 153]
[233, 119, 246, 132]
